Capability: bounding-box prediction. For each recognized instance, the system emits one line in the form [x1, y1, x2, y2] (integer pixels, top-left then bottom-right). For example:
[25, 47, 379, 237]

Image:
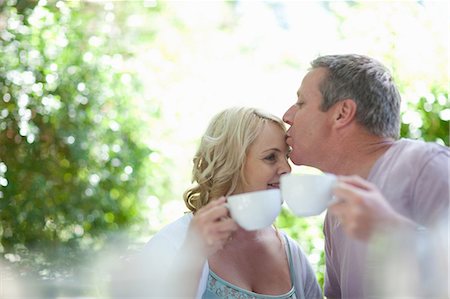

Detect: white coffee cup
[227, 189, 281, 231]
[280, 173, 337, 217]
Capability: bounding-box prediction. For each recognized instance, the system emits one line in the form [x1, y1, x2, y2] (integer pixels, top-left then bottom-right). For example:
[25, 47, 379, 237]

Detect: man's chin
[289, 155, 313, 168]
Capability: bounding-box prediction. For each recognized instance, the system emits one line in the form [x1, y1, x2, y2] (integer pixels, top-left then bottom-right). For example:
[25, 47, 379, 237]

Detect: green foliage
[0, 1, 167, 276]
[276, 208, 326, 288]
[400, 88, 449, 146]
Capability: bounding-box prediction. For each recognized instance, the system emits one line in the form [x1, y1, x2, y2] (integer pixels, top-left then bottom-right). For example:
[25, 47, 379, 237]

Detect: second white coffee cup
[280, 173, 337, 217]
[227, 189, 281, 231]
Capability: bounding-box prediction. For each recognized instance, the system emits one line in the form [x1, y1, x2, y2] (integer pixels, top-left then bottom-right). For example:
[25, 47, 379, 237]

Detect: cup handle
[328, 196, 341, 206]
[327, 180, 341, 207]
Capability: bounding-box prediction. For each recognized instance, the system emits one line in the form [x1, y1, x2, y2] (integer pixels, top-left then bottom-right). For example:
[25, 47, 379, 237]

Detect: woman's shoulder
[143, 213, 193, 251]
[278, 230, 309, 260]
[156, 213, 193, 235]
[279, 230, 300, 248]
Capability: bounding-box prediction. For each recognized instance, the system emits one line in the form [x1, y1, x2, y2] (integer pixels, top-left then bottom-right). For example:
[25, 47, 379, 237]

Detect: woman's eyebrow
[262, 148, 281, 153]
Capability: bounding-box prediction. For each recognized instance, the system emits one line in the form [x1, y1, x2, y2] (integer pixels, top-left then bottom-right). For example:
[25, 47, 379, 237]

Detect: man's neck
[325, 135, 396, 179]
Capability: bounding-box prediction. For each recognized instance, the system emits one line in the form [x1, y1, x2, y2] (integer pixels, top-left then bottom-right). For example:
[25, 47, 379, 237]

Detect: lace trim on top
[205, 269, 296, 299]
[204, 234, 296, 299]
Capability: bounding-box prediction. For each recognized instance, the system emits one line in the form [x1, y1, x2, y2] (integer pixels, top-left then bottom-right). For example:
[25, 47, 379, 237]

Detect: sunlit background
[0, 0, 448, 297]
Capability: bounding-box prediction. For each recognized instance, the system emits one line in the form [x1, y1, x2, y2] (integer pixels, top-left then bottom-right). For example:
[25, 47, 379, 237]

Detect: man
[283, 54, 449, 298]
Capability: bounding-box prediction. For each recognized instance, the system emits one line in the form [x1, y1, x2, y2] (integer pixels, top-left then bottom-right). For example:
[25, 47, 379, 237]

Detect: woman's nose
[279, 158, 291, 175]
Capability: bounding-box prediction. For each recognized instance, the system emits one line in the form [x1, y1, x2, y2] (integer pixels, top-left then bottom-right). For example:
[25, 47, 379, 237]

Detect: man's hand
[328, 175, 414, 241]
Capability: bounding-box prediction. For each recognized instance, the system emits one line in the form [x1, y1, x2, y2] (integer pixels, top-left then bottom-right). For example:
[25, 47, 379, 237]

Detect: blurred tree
[0, 0, 168, 276]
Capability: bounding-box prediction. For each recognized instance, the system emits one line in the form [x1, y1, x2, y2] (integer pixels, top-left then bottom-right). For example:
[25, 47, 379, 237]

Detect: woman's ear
[334, 99, 357, 128]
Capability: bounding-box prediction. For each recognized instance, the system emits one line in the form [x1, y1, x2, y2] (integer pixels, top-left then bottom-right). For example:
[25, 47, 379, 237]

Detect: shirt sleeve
[107, 231, 178, 298]
[301, 253, 323, 299]
[110, 215, 192, 298]
[411, 151, 449, 227]
[323, 214, 341, 299]
[287, 235, 323, 299]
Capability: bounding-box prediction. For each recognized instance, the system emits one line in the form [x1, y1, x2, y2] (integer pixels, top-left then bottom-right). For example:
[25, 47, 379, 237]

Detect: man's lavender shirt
[323, 139, 449, 299]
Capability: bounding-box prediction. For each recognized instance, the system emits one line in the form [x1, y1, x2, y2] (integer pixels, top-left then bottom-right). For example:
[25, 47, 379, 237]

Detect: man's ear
[334, 99, 357, 128]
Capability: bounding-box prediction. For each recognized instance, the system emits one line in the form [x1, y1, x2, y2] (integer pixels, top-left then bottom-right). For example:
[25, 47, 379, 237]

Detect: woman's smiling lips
[268, 183, 280, 189]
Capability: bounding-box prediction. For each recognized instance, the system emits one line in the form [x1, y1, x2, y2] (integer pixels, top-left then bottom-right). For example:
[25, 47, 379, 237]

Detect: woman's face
[238, 122, 291, 193]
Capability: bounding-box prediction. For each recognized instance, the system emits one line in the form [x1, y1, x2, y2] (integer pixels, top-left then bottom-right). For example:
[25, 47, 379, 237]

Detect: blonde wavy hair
[183, 107, 286, 213]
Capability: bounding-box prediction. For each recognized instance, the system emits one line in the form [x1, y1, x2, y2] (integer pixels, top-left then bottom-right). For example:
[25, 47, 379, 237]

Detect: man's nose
[283, 106, 294, 125]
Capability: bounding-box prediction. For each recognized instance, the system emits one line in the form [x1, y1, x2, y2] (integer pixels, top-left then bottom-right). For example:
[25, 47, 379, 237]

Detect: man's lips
[285, 136, 292, 146]
[268, 183, 280, 188]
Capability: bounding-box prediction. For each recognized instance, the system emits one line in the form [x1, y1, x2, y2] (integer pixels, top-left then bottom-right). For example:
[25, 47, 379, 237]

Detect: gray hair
[311, 54, 401, 139]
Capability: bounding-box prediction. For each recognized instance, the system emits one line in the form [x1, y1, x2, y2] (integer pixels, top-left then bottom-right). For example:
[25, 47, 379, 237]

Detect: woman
[141, 107, 321, 298]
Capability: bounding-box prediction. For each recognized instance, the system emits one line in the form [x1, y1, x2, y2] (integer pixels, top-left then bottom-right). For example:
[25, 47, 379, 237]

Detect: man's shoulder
[396, 138, 449, 152]
[370, 138, 448, 182]
[390, 138, 449, 161]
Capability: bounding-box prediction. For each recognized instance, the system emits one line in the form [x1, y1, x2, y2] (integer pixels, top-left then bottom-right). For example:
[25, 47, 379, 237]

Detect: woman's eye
[264, 154, 276, 162]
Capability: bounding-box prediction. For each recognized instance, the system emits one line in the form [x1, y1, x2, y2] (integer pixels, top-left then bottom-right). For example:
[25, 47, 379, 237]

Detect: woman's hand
[184, 196, 238, 257]
[163, 197, 238, 297]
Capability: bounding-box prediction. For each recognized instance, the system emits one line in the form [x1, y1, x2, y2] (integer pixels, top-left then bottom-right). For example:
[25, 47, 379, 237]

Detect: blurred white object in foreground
[0, 261, 24, 299]
[366, 216, 448, 298]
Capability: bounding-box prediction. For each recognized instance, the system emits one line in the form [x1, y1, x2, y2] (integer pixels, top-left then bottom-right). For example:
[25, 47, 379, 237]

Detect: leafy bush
[0, 1, 167, 276]
[400, 88, 449, 145]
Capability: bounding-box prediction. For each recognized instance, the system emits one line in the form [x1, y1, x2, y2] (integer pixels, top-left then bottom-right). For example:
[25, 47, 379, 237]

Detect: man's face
[282, 68, 334, 167]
